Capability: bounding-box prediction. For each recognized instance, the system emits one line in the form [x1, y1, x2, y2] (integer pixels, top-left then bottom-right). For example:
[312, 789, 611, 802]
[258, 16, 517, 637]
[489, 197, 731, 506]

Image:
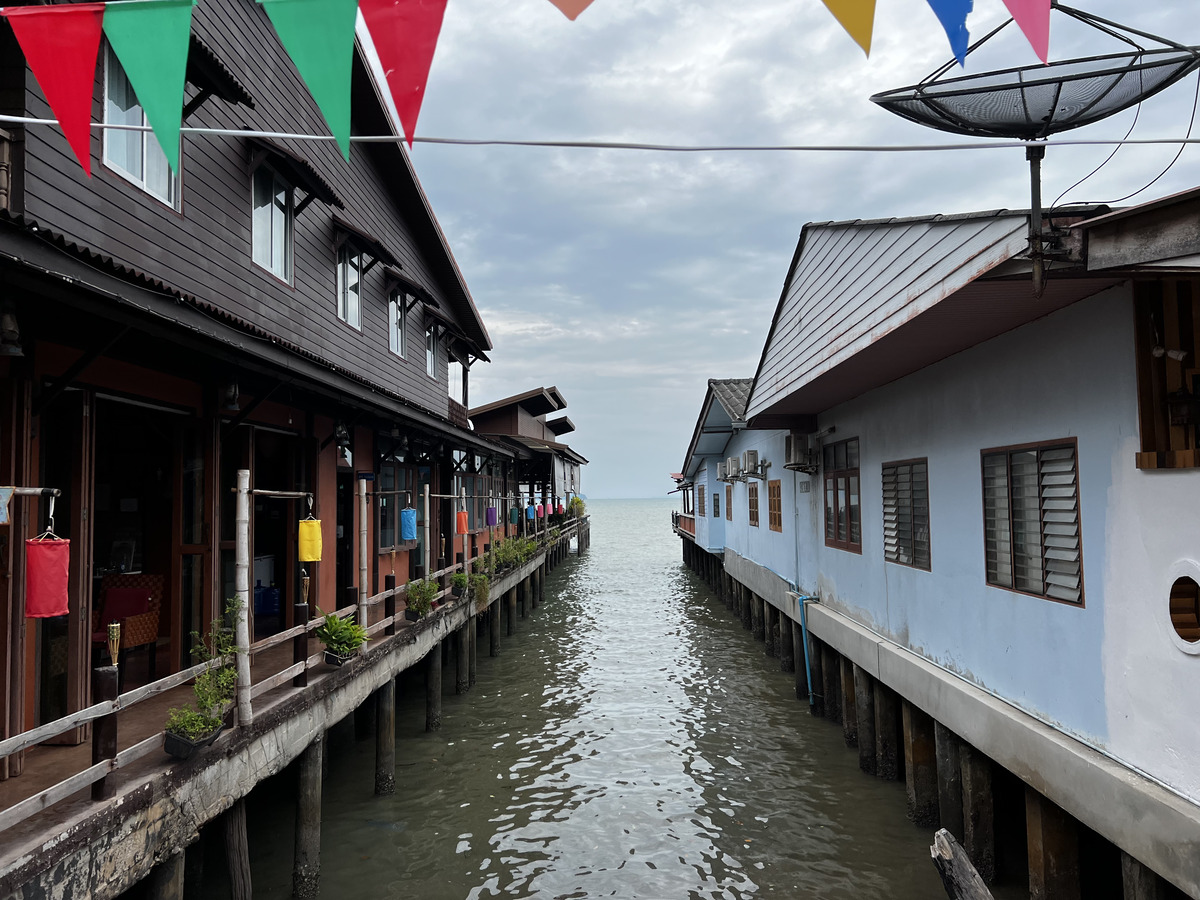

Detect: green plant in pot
[450, 571, 469, 598]
[164, 600, 239, 759]
[405, 578, 437, 619]
[471, 573, 490, 611]
[315, 608, 369, 666]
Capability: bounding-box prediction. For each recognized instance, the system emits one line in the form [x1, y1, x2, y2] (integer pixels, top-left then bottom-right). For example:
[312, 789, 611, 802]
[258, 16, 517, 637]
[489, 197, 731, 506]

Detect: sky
[402, 0, 1199, 498]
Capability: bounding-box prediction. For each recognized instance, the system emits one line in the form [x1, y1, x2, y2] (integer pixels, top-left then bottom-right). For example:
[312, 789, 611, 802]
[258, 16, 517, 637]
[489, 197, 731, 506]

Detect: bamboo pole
[423, 484, 431, 578]
[235, 469, 252, 726]
[358, 476, 368, 630]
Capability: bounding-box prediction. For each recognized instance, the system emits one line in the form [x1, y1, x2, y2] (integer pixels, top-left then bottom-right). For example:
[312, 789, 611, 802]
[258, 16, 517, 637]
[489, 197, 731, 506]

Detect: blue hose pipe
[795, 593, 818, 708]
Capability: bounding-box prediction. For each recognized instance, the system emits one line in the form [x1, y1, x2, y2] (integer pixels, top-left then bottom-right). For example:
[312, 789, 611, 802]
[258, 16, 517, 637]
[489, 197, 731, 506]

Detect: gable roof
[746, 208, 1119, 425]
[469, 386, 565, 420]
[680, 378, 754, 479]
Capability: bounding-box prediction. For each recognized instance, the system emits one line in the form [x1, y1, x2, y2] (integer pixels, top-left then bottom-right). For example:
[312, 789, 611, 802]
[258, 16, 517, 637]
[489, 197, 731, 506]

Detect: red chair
[92, 574, 163, 690]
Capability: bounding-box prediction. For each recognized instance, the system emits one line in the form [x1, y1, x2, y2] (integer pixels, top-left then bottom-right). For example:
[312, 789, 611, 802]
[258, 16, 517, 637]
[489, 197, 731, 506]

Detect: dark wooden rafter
[33, 325, 131, 416]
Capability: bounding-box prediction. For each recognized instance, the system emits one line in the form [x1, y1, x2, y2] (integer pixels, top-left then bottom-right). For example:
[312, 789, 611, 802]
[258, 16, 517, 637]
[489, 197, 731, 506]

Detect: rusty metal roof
[680, 377, 753, 479]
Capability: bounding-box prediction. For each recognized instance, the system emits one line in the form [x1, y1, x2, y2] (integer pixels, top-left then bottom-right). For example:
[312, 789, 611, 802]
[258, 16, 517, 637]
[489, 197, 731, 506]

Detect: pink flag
[1, 4, 107, 175]
[359, 0, 448, 147]
[1003, 0, 1050, 63]
[545, 0, 594, 20]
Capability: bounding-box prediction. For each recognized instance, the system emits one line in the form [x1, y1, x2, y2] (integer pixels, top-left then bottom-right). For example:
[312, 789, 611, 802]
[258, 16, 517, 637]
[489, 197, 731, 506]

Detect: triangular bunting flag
[103, 0, 195, 174]
[545, 0, 594, 20]
[818, 0, 876, 57]
[1002, 0, 1050, 63]
[1, 4, 106, 176]
[359, 0, 448, 148]
[924, 0, 971, 66]
[259, 0, 359, 159]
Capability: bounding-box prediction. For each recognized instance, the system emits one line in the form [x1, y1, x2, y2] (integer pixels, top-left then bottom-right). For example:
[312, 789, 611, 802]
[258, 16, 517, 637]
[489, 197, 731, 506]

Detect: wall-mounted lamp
[221, 382, 240, 414]
[0, 305, 23, 357]
[334, 423, 351, 449]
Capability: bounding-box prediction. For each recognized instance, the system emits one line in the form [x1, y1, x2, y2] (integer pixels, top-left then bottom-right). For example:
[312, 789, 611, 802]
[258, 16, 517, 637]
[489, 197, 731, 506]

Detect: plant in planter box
[405, 578, 438, 619]
[450, 571, 469, 597]
[315, 608, 369, 665]
[164, 601, 239, 759]
[471, 573, 490, 611]
[569, 496, 586, 518]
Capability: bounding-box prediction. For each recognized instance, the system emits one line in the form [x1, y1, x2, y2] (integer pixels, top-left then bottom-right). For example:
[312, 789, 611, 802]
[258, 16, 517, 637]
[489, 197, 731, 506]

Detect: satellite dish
[870, 4, 1200, 293]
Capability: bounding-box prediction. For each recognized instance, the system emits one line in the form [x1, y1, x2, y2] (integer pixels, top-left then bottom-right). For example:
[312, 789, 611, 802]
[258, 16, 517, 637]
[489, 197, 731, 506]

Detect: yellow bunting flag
[545, 0, 594, 21]
[819, 0, 877, 56]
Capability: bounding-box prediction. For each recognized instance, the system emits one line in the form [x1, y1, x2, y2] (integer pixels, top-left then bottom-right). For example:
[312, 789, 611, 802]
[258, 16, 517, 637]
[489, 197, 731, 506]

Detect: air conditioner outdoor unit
[785, 432, 819, 474]
[727, 456, 741, 479]
[717, 462, 727, 482]
[742, 449, 759, 475]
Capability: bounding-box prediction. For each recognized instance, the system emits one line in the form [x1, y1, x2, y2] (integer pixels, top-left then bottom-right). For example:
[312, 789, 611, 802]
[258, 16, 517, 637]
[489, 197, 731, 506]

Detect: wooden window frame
[697, 489, 706, 518]
[712, 491, 720, 519]
[1133, 279, 1200, 469]
[882, 458, 931, 571]
[980, 438, 1084, 606]
[823, 437, 861, 553]
[725, 484, 732, 521]
[768, 479, 783, 532]
[748, 482, 759, 527]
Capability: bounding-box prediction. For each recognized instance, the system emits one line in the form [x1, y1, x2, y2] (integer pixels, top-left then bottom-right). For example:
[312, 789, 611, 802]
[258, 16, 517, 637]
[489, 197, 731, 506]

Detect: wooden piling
[821, 644, 842, 725]
[91, 665, 118, 801]
[469, 614, 477, 687]
[293, 738, 322, 899]
[807, 630, 825, 718]
[146, 851, 185, 900]
[852, 663, 876, 775]
[490, 602, 502, 656]
[223, 798, 252, 900]
[1121, 852, 1170, 900]
[935, 722, 965, 843]
[792, 622, 806, 701]
[961, 743, 996, 883]
[765, 604, 778, 657]
[507, 587, 517, 636]
[1025, 787, 1080, 900]
[426, 642, 443, 732]
[752, 594, 765, 642]
[903, 700, 939, 826]
[779, 615, 795, 673]
[873, 680, 900, 780]
[840, 655, 858, 747]
[930, 829, 995, 900]
[375, 679, 396, 795]
[456, 623, 470, 694]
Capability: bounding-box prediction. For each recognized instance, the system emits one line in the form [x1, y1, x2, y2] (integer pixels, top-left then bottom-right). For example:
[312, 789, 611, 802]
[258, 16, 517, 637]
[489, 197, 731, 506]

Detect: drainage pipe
[791, 592, 818, 708]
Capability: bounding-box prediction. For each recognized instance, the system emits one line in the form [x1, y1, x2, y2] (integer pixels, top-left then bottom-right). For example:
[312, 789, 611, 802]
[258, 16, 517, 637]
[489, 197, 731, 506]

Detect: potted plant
[450, 571, 469, 598]
[471, 572, 490, 611]
[405, 578, 437, 619]
[164, 602, 238, 760]
[315, 608, 369, 666]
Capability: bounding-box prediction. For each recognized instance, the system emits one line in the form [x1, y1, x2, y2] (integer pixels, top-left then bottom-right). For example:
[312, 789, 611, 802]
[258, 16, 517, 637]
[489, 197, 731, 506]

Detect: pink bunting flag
[1, 3, 107, 175]
[545, 0, 594, 20]
[1002, 0, 1050, 63]
[359, 0, 448, 148]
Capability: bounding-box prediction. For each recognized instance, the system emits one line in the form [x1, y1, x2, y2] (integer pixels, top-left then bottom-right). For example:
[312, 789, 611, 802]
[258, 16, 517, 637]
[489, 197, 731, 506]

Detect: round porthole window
[1170, 576, 1200, 643]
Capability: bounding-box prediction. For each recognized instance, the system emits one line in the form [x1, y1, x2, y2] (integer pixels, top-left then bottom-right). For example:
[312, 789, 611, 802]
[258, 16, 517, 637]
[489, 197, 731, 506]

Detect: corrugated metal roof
[680, 377, 753, 478]
[709, 378, 752, 422]
[747, 211, 1030, 421]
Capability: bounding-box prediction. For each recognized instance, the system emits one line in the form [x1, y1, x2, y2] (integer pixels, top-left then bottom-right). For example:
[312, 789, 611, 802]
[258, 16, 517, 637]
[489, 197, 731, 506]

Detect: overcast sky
[406, 0, 1198, 498]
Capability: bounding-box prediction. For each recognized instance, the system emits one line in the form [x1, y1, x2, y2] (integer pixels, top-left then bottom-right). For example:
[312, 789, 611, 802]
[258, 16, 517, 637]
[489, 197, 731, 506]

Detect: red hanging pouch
[456, 511, 469, 535]
[26, 538, 70, 617]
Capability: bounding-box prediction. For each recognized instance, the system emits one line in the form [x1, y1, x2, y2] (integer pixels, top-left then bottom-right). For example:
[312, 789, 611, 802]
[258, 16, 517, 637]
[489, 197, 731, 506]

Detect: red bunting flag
[545, 0, 594, 20]
[1002, 0, 1050, 63]
[359, 0, 448, 148]
[1, 3, 106, 176]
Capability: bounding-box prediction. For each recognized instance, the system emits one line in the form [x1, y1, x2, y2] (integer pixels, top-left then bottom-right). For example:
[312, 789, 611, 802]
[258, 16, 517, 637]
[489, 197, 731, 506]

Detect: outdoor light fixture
[334, 423, 351, 448]
[221, 382, 240, 414]
[107, 622, 121, 667]
[0, 305, 23, 357]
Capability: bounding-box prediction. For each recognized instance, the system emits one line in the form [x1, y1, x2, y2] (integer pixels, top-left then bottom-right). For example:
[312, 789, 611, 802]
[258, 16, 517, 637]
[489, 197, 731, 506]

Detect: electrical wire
[1050, 98, 1142, 209]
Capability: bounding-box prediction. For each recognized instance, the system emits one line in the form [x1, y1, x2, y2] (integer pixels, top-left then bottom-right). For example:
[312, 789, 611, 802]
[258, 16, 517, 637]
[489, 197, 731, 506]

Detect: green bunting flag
[102, 0, 195, 173]
[258, 0, 358, 159]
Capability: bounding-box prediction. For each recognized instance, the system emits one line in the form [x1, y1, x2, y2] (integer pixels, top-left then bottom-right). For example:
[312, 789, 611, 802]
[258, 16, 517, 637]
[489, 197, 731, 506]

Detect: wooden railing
[448, 398, 470, 429]
[0, 128, 11, 212]
[673, 511, 695, 536]
[0, 516, 587, 838]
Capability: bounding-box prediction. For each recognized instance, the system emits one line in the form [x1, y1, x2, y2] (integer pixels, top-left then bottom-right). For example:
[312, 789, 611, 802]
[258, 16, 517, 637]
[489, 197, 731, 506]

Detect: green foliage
[492, 536, 540, 569]
[471, 573, 490, 607]
[405, 578, 438, 617]
[314, 608, 369, 656]
[568, 496, 586, 517]
[549, 527, 562, 542]
[451, 571, 469, 591]
[165, 598, 239, 740]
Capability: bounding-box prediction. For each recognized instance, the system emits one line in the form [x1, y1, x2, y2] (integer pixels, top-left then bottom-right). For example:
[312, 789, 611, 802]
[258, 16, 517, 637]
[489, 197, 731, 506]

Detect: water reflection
[239, 499, 948, 899]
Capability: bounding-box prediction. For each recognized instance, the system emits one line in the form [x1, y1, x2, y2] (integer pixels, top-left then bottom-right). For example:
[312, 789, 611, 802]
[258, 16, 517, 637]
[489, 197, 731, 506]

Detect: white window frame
[336, 247, 363, 329]
[388, 291, 409, 358]
[102, 44, 179, 208]
[251, 165, 293, 281]
[425, 323, 439, 379]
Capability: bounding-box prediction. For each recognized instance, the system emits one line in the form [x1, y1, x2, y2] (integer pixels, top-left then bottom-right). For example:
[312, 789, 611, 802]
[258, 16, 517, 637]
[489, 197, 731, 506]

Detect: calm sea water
[233, 498, 952, 899]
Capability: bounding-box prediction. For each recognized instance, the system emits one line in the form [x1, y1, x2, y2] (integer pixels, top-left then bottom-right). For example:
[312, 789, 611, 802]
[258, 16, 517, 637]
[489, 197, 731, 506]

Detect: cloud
[411, 0, 1200, 497]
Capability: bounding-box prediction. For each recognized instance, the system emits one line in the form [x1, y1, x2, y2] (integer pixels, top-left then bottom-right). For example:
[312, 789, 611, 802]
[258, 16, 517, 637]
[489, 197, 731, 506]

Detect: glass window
[337, 247, 362, 328]
[426, 324, 438, 378]
[252, 166, 292, 280]
[389, 291, 409, 358]
[824, 437, 861, 552]
[103, 46, 178, 206]
[748, 482, 759, 527]
[768, 479, 783, 532]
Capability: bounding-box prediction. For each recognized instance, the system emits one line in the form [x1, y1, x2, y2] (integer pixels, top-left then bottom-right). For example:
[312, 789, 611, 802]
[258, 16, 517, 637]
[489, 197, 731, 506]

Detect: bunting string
[0, 0, 1074, 178]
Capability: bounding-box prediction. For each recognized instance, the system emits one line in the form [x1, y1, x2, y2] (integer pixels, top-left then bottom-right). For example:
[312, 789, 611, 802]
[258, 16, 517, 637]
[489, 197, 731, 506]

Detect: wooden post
[426, 642, 442, 731]
[224, 798, 252, 900]
[293, 594, 309, 689]
[792, 622, 806, 702]
[779, 616, 795, 673]
[840, 655, 858, 747]
[293, 738, 322, 899]
[146, 851, 185, 900]
[1026, 788, 1080, 900]
[506, 587, 517, 636]
[456, 623, 470, 694]
[961, 743, 995, 883]
[930, 829, 995, 900]
[531, 567, 540, 610]
[234, 469, 252, 725]
[1121, 852, 1169, 900]
[384, 573, 396, 637]
[935, 722, 965, 842]
[821, 644, 842, 725]
[873, 680, 900, 780]
[375, 678, 396, 795]
[807, 630, 825, 718]
[765, 604, 778, 657]
[903, 700, 939, 826]
[752, 594, 765, 642]
[469, 614, 477, 687]
[490, 601, 501, 656]
[358, 476, 368, 630]
[852, 663, 876, 775]
[91, 665, 118, 800]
